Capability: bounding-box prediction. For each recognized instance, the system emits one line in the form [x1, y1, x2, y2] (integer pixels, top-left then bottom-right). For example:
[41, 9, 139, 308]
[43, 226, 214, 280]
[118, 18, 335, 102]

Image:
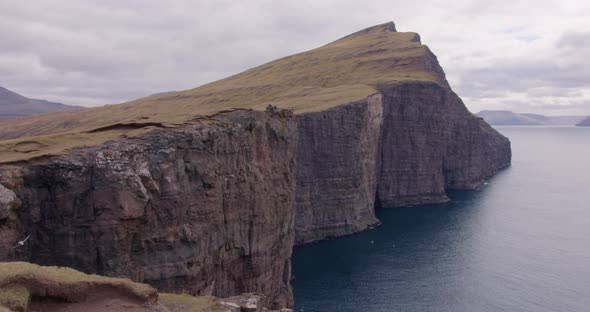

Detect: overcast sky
[0, 0, 589, 115]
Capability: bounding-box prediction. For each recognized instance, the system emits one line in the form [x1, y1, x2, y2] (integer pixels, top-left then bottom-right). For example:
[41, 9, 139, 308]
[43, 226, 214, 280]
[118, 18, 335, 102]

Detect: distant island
[577, 117, 590, 127]
[0, 85, 82, 118]
[477, 110, 586, 126]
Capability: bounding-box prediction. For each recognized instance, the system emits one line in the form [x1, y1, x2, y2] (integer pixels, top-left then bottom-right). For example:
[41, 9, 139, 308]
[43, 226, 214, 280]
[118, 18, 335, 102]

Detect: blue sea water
[292, 126, 590, 312]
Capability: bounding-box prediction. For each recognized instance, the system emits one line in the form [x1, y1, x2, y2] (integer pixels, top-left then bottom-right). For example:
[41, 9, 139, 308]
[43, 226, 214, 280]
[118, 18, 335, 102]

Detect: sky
[0, 0, 589, 115]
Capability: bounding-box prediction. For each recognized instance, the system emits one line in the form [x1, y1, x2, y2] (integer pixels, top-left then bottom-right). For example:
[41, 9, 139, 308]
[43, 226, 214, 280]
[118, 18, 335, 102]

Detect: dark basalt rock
[293, 82, 510, 244]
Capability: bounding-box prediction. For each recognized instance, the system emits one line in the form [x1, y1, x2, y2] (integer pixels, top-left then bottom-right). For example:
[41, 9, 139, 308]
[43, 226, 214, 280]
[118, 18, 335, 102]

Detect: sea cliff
[1, 108, 297, 308]
[293, 82, 510, 244]
[0, 22, 511, 309]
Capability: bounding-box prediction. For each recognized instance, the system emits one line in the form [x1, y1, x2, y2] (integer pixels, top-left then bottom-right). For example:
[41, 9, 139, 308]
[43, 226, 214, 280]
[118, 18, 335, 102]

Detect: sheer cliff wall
[0, 109, 297, 309]
[293, 82, 510, 244]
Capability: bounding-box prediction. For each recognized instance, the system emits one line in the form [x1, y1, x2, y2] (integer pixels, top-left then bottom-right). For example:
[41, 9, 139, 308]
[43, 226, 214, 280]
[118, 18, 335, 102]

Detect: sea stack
[0, 22, 511, 309]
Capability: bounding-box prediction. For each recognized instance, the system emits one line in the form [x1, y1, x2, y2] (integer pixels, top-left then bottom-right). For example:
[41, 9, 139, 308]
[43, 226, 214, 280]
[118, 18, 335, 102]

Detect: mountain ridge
[0, 86, 81, 119]
[477, 110, 586, 126]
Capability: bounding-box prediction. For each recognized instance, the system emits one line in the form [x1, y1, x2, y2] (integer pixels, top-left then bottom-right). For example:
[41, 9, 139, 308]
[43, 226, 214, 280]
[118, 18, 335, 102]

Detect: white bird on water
[13, 234, 30, 249]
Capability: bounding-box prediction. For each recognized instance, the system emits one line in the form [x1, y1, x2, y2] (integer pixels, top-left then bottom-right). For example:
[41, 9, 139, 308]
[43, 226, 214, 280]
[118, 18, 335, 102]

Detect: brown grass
[0, 22, 447, 163]
[0, 262, 157, 310]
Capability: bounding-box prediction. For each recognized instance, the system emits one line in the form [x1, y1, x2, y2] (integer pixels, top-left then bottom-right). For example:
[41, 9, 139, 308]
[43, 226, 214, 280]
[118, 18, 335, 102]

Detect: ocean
[292, 126, 590, 312]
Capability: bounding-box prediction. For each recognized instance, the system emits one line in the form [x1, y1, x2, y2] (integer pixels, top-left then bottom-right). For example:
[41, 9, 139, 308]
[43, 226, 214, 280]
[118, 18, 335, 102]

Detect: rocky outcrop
[0, 183, 18, 220]
[0, 108, 297, 309]
[0, 261, 292, 312]
[219, 293, 294, 312]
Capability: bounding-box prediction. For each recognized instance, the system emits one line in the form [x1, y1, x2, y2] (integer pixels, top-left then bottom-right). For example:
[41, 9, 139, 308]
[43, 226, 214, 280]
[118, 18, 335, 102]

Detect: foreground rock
[0, 262, 290, 312]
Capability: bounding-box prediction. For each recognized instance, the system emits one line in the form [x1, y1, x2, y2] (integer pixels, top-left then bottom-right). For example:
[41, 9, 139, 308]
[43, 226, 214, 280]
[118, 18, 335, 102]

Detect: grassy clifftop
[0, 22, 449, 162]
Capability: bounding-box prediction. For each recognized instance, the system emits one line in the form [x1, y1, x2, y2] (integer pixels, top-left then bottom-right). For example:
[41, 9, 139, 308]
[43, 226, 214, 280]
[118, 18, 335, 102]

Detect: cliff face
[0, 108, 297, 309]
[293, 82, 510, 244]
[294, 95, 383, 244]
[377, 83, 511, 204]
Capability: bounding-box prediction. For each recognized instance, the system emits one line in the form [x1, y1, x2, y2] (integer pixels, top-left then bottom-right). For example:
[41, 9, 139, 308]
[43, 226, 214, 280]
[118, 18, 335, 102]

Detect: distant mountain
[0, 86, 82, 118]
[477, 110, 586, 126]
[577, 117, 590, 127]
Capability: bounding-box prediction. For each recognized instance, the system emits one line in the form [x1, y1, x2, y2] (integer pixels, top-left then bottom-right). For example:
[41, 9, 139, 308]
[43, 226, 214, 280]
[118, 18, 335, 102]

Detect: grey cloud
[557, 31, 590, 49]
[454, 30, 590, 111]
[0, 0, 588, 116]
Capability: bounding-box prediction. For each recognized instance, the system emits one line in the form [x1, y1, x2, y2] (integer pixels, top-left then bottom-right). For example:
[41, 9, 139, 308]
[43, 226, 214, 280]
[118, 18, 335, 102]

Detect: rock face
[293, 83, 510, 244]
[0, 109, 297, 309]
[294, 95, 383, 244]
[378, 83, 511, 202]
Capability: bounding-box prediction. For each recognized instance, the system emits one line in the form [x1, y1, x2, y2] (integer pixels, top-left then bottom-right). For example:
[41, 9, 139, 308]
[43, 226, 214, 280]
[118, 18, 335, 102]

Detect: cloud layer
[0, 0, 589, 115]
